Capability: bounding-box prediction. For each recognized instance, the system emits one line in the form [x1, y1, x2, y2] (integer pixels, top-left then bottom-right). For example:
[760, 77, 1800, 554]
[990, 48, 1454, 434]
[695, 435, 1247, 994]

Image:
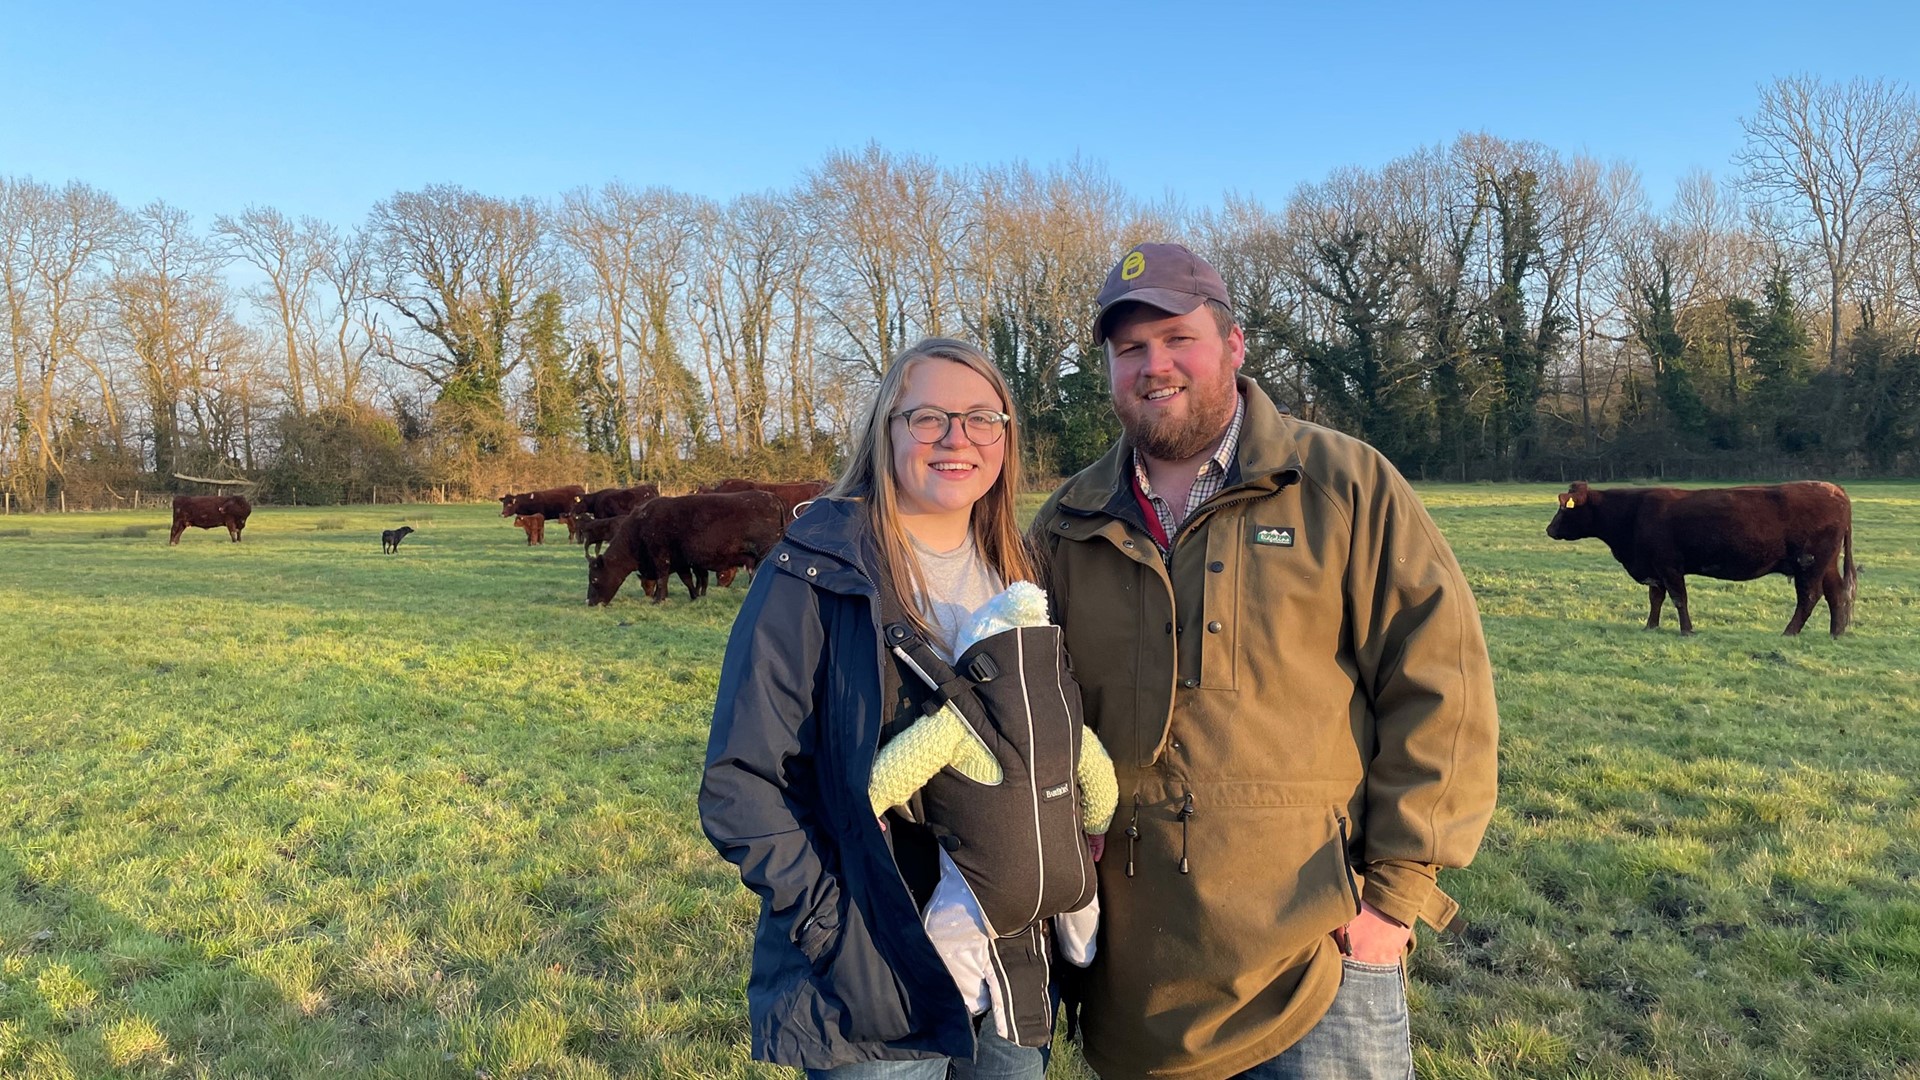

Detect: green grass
[2, 487, 1917, 1079]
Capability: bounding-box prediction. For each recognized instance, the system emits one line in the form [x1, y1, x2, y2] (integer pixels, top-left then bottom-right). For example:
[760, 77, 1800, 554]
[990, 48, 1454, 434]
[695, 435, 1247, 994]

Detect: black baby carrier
[879, 589, 1097, 1046]
[882, 607, 1098, 929]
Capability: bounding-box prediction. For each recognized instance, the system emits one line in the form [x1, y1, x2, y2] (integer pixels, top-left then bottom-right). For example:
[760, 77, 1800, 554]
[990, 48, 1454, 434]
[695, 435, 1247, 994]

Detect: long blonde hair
[826, 337, 1035, 636]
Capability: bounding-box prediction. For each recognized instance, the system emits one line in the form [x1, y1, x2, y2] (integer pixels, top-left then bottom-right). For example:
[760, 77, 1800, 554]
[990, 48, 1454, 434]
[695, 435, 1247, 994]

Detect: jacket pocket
[1143, 796, 1359, 960]
[808, 890, 914, 1044]
[793, 877, 844, 966]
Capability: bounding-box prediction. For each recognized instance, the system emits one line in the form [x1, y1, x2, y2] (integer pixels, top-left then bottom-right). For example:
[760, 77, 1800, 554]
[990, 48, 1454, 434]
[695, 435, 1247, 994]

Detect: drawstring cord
[1178, 791, 1195, 874]
[1124, 795, 1140, 878]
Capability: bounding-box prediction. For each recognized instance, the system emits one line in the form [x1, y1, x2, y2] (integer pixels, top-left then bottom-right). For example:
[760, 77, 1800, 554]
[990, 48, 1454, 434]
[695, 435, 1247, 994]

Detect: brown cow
[498, 485, 586, 519]
[169, 495, 251, 544]
[586, 490, 784, 605]
[1547, 481, 1857, 636]
[572, 513, 623, 555]
[694, 478, 828, 522]
[573, 483, 660, 519]
[513, 513, 546, 545]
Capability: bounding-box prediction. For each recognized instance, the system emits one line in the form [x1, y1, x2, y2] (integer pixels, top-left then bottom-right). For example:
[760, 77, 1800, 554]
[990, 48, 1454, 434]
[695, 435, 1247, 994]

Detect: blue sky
[4, 0, 1917, 228]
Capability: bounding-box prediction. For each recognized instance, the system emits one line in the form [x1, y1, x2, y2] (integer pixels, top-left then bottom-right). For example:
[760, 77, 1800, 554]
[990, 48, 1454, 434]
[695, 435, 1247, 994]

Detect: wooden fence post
[60, 491, 67, 513]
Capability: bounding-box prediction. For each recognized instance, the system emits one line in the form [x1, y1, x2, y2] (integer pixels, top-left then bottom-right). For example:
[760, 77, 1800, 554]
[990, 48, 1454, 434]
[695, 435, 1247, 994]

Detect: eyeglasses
[890, 407, 1011, 446]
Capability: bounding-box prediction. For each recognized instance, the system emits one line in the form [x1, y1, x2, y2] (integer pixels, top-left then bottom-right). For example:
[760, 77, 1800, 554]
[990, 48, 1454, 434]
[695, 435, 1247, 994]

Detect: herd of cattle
[494, 479, 829, 606]
[166, 479, 1859, 633]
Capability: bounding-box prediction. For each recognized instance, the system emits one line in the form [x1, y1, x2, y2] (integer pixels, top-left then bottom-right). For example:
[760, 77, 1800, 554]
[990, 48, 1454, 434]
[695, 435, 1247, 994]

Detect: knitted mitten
[1077, 726, 1118, 833]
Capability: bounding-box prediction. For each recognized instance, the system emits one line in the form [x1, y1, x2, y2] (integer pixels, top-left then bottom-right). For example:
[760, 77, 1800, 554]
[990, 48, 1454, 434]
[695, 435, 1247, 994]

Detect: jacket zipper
[1124, 794, 1140, 878]
[1177, 790, 1195, 874]
[1336, 814, 1363, 915]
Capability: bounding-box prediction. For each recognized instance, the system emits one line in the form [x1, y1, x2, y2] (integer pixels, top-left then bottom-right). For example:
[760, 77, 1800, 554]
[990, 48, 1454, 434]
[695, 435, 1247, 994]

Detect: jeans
[1232, 958, 1415, 1080]
[804, 1025, 1045, 1080]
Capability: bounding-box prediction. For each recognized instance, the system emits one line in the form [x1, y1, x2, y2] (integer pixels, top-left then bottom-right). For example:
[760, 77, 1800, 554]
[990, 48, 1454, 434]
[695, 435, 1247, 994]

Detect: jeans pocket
[1337, 957, 1411, 1028]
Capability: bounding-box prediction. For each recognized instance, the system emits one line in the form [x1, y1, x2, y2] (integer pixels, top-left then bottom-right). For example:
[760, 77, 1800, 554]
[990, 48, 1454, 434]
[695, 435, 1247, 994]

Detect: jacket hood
[1054, 376, 1303, 516]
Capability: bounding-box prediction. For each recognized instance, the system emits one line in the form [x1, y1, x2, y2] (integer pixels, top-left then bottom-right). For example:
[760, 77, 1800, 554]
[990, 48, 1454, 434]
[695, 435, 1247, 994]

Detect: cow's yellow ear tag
[1563, 497, 1575, 509]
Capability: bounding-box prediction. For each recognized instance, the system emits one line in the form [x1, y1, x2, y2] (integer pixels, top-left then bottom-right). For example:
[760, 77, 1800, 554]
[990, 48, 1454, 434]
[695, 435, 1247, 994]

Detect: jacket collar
[1056, 376, 1303, 517]
[779, 496, 880, 596]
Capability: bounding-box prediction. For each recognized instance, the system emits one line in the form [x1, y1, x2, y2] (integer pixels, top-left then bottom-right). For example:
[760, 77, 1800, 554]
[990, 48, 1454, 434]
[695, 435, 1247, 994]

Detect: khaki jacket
[1031, 379, 1499, 1080]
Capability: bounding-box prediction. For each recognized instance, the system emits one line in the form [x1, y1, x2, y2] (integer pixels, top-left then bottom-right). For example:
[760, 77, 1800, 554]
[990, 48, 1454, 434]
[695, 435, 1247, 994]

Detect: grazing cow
[572, 513, 623, 555]
[573, 483, 660, 520]
[693, 478, 828, 522]
[381, 526, 415, 553]
[169, 495, 251, 545]
[514, 513, 546, 545]
[1547, 481, 1857, 636]
[586, 490, 784, 605]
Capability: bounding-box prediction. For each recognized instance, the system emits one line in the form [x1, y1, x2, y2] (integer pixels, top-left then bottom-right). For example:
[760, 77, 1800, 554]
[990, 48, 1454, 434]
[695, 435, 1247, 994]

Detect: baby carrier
[877, 585, 1098, 1046]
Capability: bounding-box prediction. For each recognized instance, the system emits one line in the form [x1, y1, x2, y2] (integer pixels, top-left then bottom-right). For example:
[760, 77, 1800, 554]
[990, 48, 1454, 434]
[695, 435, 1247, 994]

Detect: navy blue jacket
[699, 498, 976, 1069]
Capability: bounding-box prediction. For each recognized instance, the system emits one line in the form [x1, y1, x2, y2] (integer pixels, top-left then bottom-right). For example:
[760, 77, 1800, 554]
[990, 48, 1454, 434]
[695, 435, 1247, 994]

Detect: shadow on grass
[0, 845, 471, 1077]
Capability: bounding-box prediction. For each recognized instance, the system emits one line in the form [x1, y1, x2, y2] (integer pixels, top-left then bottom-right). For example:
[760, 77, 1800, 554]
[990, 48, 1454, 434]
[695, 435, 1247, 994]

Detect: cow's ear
[1562, 495, 1577, 510]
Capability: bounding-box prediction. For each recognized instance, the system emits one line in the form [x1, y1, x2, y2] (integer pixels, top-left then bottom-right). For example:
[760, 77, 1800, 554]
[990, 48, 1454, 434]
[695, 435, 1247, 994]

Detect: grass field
[1, 484, 1916, 1079]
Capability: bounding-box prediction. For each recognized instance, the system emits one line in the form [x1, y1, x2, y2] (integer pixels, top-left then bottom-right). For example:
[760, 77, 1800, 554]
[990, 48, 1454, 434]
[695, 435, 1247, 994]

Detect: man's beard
[1116, 369, 1239, 463]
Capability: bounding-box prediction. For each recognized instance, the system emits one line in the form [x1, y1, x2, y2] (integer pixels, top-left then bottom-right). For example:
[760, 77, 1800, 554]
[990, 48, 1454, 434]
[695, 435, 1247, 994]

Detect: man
[1031, 243, 1499, 1080]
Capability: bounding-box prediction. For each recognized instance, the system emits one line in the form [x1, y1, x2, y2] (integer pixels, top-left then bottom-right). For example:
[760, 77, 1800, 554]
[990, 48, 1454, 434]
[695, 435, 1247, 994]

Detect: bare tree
[214, 206, 329, 415]
[801, 144, 961, 374]
[0, 178, 125, 506]
[312, 222, 383, 410]
[111, 202, 252, 479]
[1550, 157, 1642, 449]
[1739, 75, 1915, 364]
[367, 185, 554, 446]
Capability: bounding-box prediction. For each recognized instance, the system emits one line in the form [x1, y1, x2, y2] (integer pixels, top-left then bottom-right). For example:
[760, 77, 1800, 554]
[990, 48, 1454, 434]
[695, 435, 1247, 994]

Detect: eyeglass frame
[888, 406, 1012, 446]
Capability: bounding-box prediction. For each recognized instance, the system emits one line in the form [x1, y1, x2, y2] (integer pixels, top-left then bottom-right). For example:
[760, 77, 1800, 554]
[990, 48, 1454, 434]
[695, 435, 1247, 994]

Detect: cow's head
[499, 492, 522, 517]
[1546, 482, 1592, 540]
[586, 553, 613, 606]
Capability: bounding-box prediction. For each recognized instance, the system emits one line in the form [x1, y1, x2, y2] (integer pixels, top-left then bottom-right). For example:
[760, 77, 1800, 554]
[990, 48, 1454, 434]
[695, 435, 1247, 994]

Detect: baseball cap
[1092, 243, 1232, 344]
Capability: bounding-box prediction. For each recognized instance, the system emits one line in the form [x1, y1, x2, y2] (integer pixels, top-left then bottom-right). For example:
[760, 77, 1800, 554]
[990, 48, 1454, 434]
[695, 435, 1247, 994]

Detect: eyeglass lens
[902, 409, 1004, 445]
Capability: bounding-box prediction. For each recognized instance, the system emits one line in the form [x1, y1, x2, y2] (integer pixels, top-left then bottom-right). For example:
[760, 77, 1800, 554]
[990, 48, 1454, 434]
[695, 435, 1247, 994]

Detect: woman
[700, 338, 1055, 1077]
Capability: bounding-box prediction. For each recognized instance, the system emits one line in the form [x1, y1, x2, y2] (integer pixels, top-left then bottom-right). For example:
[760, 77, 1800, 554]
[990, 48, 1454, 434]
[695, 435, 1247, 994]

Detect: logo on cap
[1121, 251, 1145, 281]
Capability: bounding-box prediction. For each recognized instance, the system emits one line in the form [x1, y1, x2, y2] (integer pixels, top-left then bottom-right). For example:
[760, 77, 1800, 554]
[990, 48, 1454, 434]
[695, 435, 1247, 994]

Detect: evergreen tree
[1736, 264, 1815, 453]
[521, 291, 579, 454]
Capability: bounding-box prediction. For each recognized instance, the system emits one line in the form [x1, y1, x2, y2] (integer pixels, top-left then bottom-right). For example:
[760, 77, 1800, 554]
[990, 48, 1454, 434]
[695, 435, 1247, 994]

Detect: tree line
[6, 75, 1920, 511]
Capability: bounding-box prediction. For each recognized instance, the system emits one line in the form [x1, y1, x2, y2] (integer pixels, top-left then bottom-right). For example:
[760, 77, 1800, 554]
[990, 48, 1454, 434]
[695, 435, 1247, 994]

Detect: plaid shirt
[1132, 391, 1246, 551]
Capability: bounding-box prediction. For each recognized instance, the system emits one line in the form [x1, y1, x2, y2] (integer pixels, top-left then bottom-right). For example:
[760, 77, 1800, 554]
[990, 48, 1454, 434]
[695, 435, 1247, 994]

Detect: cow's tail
[1844, 516, 1857, 608]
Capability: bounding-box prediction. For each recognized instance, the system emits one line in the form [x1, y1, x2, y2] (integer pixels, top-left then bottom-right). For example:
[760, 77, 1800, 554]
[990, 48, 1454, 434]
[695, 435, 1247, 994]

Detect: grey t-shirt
[909, 530, 1004, 661]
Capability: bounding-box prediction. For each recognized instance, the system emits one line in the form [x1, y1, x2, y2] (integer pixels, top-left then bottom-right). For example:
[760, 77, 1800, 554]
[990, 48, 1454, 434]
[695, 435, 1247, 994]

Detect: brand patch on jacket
[1252, 525, 1296, 547]
[1043, 782, 1071, 801]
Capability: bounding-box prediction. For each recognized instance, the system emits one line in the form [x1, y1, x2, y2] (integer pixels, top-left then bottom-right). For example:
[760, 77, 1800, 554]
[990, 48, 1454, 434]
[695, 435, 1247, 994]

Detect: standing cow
[1547, 481, 1856, 636]
[586, 490, 784, 605]
[169, 495, 252, 545]
[693, 478, 828, 521]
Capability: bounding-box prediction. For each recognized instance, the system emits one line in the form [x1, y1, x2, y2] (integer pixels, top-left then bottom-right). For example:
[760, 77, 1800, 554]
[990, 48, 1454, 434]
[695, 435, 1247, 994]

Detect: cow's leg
[676, 566, 698, 601]
[169, 518, 185, 545]
[1645, 583, 1665, 629]
[1822, 564, 1851, 636]
[1784, 570, 1821, 636]
[1668, 575, 1693, 635]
